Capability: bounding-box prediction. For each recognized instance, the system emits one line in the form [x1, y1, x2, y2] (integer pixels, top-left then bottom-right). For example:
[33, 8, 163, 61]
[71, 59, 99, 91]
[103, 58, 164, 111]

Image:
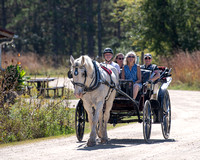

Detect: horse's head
[69, 55, 93, 98]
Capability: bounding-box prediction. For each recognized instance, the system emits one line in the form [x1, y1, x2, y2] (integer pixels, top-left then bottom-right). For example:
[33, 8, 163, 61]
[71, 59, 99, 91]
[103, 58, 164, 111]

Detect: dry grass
[2, 52, 69, 76]
[159, 51, 200, 89]
[2, 51, 200, 89]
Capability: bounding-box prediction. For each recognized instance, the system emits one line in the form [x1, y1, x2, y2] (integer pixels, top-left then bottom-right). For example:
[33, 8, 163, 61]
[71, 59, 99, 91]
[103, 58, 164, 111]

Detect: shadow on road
[77, 138, 176, 151]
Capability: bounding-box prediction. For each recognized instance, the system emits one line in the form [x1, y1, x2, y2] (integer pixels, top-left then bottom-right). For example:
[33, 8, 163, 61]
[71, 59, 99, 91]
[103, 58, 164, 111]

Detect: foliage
[3, 64, 27, 91]
[1, 0, 200, 57]
[0, 63, 76, 144]
[0, 0, 121, 58]
[112, 0, 200, 55]
[0, 64, 27, 108]
[0, 97, 75, 144]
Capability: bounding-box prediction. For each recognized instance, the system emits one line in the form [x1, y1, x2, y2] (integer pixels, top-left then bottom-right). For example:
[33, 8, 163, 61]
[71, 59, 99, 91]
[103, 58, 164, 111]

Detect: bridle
[68, 61, 102, 93]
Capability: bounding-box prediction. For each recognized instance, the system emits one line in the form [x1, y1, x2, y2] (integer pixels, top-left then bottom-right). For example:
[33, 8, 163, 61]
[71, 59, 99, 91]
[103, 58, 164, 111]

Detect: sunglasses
[117, 58, 124, 60]
[145, 57, 151, 60]
[128, 56, 135, 58]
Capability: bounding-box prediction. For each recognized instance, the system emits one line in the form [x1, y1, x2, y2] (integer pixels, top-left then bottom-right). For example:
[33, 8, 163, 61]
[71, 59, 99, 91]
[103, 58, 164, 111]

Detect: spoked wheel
[161, 90, 171, 139]
[75, 100, 86, 142]
[143, 100, 152, 143]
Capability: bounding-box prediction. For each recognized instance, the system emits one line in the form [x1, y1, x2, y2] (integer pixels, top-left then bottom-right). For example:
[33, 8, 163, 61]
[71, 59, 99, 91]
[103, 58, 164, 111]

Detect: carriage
[74, 65, 172, 143]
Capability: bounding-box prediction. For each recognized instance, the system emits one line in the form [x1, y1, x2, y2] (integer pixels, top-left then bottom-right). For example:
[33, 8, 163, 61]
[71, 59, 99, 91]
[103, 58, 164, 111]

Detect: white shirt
[104, 61, 120, 74]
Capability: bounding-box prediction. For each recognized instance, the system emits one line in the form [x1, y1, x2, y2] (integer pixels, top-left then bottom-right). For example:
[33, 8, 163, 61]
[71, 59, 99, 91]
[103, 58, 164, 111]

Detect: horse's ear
[81, 56, 85, 66]
[70, 55, 74, 65]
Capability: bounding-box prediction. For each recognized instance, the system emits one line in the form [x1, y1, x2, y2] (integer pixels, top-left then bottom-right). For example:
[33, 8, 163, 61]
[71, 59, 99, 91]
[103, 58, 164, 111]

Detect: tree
[113, 0, 200, 55]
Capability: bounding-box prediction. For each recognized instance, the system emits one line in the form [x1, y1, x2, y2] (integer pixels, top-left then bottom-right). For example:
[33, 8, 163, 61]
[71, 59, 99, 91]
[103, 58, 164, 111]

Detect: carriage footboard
[114, 87, 142, 123]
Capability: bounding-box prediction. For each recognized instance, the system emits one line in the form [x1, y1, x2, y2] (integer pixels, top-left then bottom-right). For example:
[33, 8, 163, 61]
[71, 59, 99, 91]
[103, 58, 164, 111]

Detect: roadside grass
[169, 82, 200, 91]
[0, 93, 76, 144]
[0, 120, 131, 148]
[0, 133, 75, 149]
[159, 51, 200, 91]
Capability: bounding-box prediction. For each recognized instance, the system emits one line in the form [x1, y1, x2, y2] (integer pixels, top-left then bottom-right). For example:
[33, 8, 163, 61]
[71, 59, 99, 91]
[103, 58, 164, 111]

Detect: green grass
[169, 82, 200, 91]
[0, 121, 130, 148]
[0, 133, 75, 149]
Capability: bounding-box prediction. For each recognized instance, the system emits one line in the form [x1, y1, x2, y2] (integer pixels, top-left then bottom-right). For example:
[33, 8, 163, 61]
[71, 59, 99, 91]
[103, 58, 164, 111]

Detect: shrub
[0, 97, 75, 144]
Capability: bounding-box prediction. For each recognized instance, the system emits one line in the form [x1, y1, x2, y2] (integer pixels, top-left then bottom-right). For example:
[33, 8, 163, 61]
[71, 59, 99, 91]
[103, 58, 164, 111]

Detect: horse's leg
[83, 104, 96, 147]
[97, 107, 103, 139]
[101, 91, 116, 144]
[85, 101, 104, 147]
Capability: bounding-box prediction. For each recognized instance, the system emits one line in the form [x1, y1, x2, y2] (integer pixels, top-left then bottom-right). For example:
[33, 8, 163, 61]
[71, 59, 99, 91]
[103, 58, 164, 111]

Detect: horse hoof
[101, 138, 108, 144]
[87, 140, 96, 147]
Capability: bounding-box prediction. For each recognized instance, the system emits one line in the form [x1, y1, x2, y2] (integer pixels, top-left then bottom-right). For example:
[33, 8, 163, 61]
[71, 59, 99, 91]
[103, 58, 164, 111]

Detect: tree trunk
[52, 0, 59, 56]
[1, 0, 6, 29]
[97, 0, 102, 57]
[87, 0, 94, 57]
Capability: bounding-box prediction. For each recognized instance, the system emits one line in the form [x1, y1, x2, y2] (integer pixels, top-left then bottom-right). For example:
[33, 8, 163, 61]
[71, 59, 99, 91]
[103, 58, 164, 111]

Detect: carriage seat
[141, 69, 152, 83]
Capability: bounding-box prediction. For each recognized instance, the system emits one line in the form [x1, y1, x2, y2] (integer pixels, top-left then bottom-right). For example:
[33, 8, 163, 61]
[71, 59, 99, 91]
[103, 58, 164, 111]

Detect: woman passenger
[114, 53, 125, 78]
[114, 53, 124, 69]
[121, 51, 142, 100]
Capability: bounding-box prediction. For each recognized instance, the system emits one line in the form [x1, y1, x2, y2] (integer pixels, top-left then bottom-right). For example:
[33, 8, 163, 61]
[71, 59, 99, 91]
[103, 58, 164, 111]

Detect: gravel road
[1, 90, 200, 160]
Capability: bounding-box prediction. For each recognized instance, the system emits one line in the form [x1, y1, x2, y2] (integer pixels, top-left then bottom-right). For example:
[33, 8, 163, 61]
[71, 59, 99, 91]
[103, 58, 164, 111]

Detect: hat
[144, 53, 152, 58]
[103, 48, 113, 55]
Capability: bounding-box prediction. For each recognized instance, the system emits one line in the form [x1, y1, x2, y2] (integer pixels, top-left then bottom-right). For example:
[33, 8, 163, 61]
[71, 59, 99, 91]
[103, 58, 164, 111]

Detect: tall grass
[0, 96, 75, 144]
[159, 51, 200, 90]
[2, 52, 70, 76]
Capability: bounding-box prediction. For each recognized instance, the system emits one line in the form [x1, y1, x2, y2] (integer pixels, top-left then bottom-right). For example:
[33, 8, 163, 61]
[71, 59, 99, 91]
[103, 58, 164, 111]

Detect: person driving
[102, 48, 120, 74]
[140, 53, 160, 82]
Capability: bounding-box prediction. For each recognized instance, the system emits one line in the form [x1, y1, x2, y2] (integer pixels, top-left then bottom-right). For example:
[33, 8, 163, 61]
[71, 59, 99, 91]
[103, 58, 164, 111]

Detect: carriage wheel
[143, 100, 152, 143]
[161, 90, 171, 139]
[75, 100, 86, 142]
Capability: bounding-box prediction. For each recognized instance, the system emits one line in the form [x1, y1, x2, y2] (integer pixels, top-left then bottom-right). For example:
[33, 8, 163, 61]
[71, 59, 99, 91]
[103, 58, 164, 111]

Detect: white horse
[70, 55, 119, 146]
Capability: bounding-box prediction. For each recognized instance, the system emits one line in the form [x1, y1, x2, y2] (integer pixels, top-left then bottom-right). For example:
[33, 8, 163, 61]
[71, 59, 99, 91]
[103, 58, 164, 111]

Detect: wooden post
[0, 45, 2, 70]
[141, 51, 144, 65]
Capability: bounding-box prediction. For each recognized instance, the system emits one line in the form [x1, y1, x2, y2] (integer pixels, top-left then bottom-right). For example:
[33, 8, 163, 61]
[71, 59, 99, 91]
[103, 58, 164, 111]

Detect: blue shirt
[124, 64, 138, 82]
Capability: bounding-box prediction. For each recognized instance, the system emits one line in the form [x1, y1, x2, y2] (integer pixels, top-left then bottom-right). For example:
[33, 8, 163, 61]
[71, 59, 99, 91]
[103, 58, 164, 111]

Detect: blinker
[67, 70, 73, 78]
[74, 68, 78, 76]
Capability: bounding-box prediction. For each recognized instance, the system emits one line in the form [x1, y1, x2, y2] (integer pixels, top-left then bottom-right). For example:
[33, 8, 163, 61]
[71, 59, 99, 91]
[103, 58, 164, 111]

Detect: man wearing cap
[140, 53, 160, 82]
[102, 48, 120, 74]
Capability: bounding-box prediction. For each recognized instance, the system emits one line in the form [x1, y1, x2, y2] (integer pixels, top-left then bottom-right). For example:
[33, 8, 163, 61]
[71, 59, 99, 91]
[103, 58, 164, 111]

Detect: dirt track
[1, 90, 200, 160]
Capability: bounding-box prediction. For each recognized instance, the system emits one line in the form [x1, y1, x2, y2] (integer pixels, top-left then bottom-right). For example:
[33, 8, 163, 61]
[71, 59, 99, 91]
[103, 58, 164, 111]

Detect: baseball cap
[144, 53, 152, 58]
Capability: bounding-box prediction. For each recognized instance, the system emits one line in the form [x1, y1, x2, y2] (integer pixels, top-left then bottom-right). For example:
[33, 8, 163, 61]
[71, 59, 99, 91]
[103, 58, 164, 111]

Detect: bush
[0, 64, 75, 144]
[0, 98, 75, 144]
